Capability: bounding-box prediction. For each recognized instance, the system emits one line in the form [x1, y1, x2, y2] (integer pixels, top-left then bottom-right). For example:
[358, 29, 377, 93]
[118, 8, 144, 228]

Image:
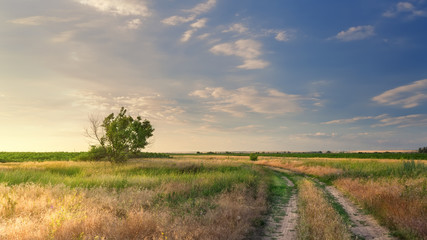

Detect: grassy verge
[297, 179, 351, 240]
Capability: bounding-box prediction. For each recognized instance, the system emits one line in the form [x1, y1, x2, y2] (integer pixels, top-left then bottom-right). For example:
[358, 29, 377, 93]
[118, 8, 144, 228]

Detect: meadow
[0, 153, 426, 239]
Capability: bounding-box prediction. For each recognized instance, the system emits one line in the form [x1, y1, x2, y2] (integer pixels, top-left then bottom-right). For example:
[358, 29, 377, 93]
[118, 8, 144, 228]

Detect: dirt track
[264, 166, 395, 240]
[262, 175, 298, 240]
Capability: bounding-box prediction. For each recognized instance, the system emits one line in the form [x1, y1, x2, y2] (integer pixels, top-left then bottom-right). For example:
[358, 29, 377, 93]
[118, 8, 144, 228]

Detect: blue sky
[1, 0, 426, 152]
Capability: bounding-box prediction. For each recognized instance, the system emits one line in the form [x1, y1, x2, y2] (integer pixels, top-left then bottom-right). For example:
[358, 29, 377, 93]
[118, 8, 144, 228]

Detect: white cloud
[181, 29, 196, 42]
[210, 39, 269, 69]
[383, 2, 427, 18]
[51, 31, 75, 43]
[75, 0, 150, 17]
[127, 18, 142, 29]
[275, 31, 289, 42]
[333, 25, 375, 41]
[190, 86, 304, 116]
[372, 114, 427, 128]
[265, 29, 291, 42]
[183, 0, 216, 15]
[162, 0, 216, 26]
[162, 15, 196, 26]
[8, 16, 72, 26]
[223, 23, 248, 34]
[323, 114, 388, 124]
[372, 79, 427, 108]
[179, 19, 208, 42]
[198, 33, 210, 39]
[191, 18, 207, 28]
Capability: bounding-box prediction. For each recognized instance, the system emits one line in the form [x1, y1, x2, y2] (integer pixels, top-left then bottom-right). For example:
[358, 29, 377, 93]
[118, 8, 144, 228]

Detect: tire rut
[324, 185, 395, 240]
[261, 168, 298, 240]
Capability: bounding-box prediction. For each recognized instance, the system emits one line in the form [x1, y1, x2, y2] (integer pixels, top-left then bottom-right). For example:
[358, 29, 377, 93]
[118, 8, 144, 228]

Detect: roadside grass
[335, 178, 426, 240]
[0, 159, 268, 239]
[258, 157, 427, 240]
[297, 179, 351, 240]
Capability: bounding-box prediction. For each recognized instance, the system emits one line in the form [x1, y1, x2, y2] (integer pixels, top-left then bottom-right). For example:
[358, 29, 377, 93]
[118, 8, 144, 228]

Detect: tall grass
[335, 178, 427, 239]
[0, 159, 268, 239]
[257, 157, 427, 239]
[297, 179, 351, 240]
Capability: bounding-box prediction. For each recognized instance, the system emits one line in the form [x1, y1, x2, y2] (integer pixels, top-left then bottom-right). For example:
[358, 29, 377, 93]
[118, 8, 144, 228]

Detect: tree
[419, 146, 427, 153]
[86, 107, 154, 163]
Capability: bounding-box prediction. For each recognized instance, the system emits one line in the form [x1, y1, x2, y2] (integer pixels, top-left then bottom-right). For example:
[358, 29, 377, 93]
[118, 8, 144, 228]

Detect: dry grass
[0, 182, 267, 240]
[0, 159, 268, 240]
[334, 178, 427, 239]
[297, 179, 351, 240]
[256, 160, 343, 176]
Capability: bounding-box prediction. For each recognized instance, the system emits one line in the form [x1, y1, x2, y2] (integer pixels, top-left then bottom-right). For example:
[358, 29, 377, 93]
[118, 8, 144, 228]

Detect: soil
[262, 173, 298, 240]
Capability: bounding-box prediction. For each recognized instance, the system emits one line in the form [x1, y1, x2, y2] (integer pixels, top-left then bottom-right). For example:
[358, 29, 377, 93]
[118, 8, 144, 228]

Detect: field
[0, 153, 426, 239]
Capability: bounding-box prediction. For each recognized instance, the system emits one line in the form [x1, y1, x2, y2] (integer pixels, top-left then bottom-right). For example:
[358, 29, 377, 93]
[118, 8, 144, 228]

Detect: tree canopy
[87, 107, 154, 163]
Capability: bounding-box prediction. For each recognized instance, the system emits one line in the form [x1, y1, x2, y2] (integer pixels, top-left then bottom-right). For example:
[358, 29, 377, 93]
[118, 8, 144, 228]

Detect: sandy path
[324, 185, 395, 240]
[261, 169, 298, 240]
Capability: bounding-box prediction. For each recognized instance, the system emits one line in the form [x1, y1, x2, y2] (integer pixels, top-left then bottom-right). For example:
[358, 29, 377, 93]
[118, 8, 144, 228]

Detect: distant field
[193, 151, 427, 160]
[0, 152, 170, 162]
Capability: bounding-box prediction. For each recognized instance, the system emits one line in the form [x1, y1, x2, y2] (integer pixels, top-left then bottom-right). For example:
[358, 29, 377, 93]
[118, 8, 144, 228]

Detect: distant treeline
[0, 152, 170, 162]
[193, 151, 427, 160]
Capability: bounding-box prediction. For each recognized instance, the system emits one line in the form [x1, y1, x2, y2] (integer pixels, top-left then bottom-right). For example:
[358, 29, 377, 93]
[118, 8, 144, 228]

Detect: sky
[1, 0, 427, 152]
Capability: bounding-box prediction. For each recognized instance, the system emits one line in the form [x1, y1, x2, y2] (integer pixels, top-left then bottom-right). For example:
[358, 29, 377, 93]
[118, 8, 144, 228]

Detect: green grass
[0, 151, 170, 162]
[297, 159, 427, 182]
[191, 152, 427, 160]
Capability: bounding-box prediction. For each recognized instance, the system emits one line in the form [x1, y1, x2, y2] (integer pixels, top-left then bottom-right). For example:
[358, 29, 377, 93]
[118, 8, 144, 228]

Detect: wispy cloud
[333, 25, 375, 41]
[180, 18, 208, 42]
[183, 0, 216, 15]
[265, 29, 291, 42]
[162, 0, 216, 26]
[190, 86, 304, 116]
[127, 18, 142, 29]
[72, 91, 184, 122]
[323, 114, 387, 124]
[51, 31, 76, 43]
[372, 79, 427, 108]
[223, 23, 249, 34]
[75, 0, 150, 17]
[383, 2, 427, 18]
[372, 114, 427, 128]
[291, 132, 338, 140]
[8, 16, 73, 26]
[210, 39, 269, 69]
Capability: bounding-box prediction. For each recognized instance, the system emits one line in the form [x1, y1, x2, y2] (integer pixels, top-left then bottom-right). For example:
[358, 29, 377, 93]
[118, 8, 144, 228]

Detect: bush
[78, 146, 107, 161]
[250, 153, 258, 161]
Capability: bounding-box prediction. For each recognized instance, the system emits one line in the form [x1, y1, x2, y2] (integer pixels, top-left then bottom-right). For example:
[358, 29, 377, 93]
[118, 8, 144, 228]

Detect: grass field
[0, 153, 426, 239]
[257, 157, 427, 239]
[0, 158, 270, 239]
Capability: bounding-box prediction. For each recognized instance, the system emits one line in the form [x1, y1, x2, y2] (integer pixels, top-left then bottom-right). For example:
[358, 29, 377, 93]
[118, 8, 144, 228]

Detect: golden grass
[0, 182, 267, 240]
[297, 179, 351, 240]
[0, 159, 268, 240]
[256, 160, 343, 176]
[334, 178, 427, 239]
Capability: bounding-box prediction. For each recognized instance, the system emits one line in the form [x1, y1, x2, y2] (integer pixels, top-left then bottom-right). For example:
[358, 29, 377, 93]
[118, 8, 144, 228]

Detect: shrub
[250, 153, 258, 161]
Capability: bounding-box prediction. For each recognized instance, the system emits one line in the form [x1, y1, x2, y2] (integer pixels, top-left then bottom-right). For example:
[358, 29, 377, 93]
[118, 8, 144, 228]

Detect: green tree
[87, 107, 154, 163]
